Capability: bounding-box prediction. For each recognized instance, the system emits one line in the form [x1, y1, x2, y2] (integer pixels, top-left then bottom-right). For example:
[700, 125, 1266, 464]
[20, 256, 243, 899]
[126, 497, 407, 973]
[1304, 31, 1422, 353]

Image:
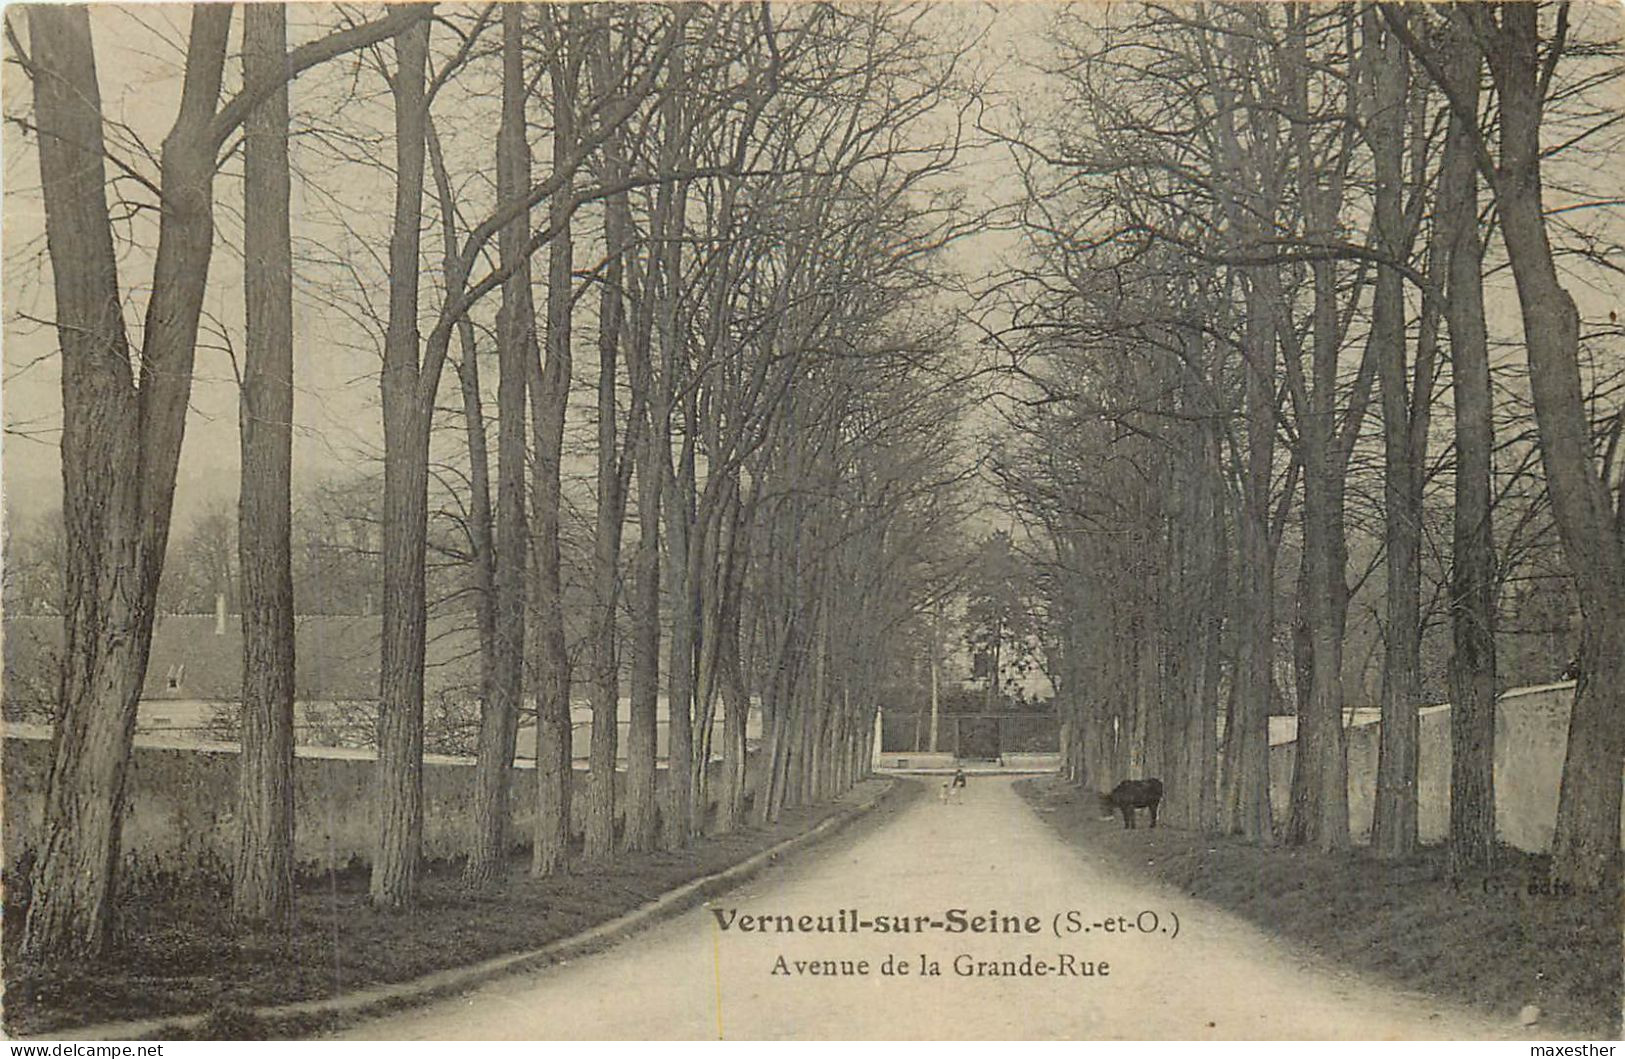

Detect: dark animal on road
[1098, 778, 1162, 829]
[951, 768, 967, 789]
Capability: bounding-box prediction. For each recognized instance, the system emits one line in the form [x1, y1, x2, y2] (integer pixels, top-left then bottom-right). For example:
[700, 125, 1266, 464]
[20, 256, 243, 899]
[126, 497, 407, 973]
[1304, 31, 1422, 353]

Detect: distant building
[2, 612, 759, 760]
[3, 611, 416, 745]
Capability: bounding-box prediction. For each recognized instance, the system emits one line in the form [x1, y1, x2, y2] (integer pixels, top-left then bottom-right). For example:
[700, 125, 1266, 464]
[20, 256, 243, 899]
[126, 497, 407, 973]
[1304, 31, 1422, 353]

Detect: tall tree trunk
[1281, 8, 1358, 853]
[529, 8, 579, 877]
[20, 4, 425, 954]
[1171, 405, 1225, 834]
[757, 562, 801, 826]
[1197, 479, 1225, 832]
[1133, 593, 1163, 782]
[1439, 21, 1497, 876]
[1206, 43, 1278, 842]
[1368, 11, 1421, 859]
[1160, 459, 1195, 829]
[465, 1, 530, 890]
[1220, 285, 1275, 840]
[583, 149, 631, 868]
[234, 1, 296, 927]
[1486, 4, 1625, 892]
[624, 411, 663, 852]
[713, 485, 751, 833]
[663, 432, 698, 847]
[717, 622, 750, 830]
[428, 123, 496, 764]
[452, 342, 495, 752]
[1288, 402, 1353, 852]
[655, 55, 697, 851]
[371, 15, 431, 910]
[627, 87, 687, 849]
[928, 601, 942, 753]
[21, 4, 230, 959]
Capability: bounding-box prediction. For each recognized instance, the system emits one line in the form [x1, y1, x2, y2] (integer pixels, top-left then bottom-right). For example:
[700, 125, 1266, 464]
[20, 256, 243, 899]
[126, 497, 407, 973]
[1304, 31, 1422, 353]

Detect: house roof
[3, 614, 482, 703]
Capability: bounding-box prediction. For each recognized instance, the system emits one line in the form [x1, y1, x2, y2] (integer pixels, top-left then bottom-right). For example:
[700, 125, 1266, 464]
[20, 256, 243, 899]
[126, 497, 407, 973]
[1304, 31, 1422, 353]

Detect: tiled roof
[3, 614, 482, 703]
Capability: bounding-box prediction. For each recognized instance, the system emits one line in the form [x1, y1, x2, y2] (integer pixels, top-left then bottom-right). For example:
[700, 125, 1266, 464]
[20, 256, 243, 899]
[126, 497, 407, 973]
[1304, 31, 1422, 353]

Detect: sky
[2, 5, 405, 524]
[2, 2, 1621, 545]
[0, 2, 1057, 536]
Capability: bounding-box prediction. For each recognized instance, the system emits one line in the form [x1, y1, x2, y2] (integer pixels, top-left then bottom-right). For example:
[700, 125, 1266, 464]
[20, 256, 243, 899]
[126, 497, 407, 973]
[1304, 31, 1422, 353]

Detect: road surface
[337, 776, 1521, 1040]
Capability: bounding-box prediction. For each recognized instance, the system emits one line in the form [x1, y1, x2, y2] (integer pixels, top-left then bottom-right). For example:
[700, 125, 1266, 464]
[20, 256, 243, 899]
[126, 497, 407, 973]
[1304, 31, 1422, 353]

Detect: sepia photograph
[0, 0, 1621, 1042]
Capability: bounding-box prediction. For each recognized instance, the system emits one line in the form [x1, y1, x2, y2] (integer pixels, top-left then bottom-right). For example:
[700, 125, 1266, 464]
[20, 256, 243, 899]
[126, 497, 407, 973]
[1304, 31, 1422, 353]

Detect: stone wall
[1268, 682, 1625, 851]
[2, 726, 754, 888]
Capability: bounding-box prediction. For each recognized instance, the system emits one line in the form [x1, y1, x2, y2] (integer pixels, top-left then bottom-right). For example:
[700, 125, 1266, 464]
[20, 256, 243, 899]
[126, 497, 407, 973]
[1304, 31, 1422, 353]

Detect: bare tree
[1389, 0, 1624, 891]
[1474, 3, 1623, 891]
[372, 11, 433, 911]
[528, 4, 582, 878]
[14, 1, 426, 958]
[1361, 8, 1443, 860]
[1437, 15, 1497, 875]
[463, 0, 532, 891]
[234, 1, 297, 927]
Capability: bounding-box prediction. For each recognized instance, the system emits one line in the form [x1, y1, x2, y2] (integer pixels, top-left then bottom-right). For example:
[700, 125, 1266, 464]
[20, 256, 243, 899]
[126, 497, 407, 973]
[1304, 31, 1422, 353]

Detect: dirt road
[336, 776, 1520, 1040]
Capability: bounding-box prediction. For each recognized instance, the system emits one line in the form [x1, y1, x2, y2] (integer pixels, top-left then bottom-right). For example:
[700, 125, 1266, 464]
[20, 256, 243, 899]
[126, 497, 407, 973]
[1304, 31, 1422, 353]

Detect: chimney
[215, 593, 227, 636]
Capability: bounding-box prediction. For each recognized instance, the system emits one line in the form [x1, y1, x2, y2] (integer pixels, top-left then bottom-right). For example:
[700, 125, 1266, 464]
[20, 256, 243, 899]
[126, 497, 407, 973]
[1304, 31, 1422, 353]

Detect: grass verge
[1016, 776, 1621, 1039]
[4, 777, 917, 1038]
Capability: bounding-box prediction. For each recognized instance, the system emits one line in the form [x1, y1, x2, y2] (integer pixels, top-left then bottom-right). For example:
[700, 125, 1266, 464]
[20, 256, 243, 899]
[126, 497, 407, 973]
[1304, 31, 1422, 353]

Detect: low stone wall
[2, 726, 755, 888]
[1268, 682, 1625, 852]
[875, 751, 1060, 772]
